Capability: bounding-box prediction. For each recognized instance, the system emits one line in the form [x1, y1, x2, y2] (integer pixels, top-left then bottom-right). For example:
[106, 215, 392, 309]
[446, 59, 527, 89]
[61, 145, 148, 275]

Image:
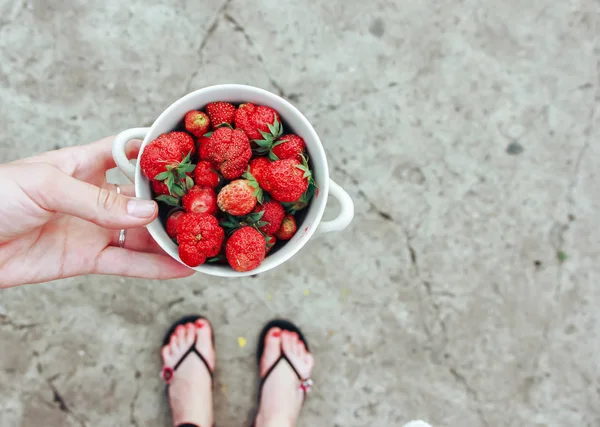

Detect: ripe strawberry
[140, 134, 186, 180]
[265, 158, 310, 202]
[152, 179, 170, 196]
[234, 103, 281, 140]
[206, 102, 236, 128]
[141, 133, 196, 200]
[184, 110, 211, 137]
[177, 213, 224, 267]
[155, 131, 195, 156]
[217, 180, 258, 216]
[281, 180, 316, 214]
[249, 157, 271, 191]
[166, 209, 185, 239]
[152, 172, 194, 197]
[272, 134, 305, 161]
[194, 160, 220, 188]
[265, 234, 276, 254]
[253, 201, 285, 235]
[200, 127, 252, 179]
[182, 186, 217, 215]
[275, 214, 296, 240]
[226, 226, 266, 272]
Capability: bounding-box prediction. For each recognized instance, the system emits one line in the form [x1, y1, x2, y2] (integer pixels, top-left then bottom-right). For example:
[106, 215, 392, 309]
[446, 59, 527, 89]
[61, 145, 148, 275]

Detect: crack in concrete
[34, 354, 87, 426]
[551, 92, 596, 293]
[165, 297, 185, 310]
[400, 224, 449, 347]
[449, 367, 490, 427]
[222, 12, 287, 97]
[568, 102, 594, 207]
[0, 315, 39, 331]
[129, 384, 141, 427]
[183, 0, 234, 94]
[37, 364, 87, 427]
[330, 164, 398, 225]
[331, 159, 448, 348]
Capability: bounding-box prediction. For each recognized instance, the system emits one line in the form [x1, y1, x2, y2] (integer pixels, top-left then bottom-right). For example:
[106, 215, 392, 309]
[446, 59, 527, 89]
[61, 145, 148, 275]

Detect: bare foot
[255, 328, 314, 427]
[161, 319, 215, 427]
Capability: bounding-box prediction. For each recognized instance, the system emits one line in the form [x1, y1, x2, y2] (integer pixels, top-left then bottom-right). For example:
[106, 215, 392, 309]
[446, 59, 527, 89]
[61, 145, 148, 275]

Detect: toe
[173, 325, 186, 352]
[161, 345, 172, 364]
[183, 323, 195, 347]
[195, 319, 215, 371]
[290, 332, 300, 349]
[265, 327, 282, 346]
[195, 319, 212, 345]
[169, 333, 179, 353]
[306, 353, 314, 369]
[260, 327, 282, 377]
[281, 330, 295, 356]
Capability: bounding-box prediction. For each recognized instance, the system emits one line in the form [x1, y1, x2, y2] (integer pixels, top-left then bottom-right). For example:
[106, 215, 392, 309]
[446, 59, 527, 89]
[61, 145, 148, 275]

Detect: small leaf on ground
[557, 250, 568, 263]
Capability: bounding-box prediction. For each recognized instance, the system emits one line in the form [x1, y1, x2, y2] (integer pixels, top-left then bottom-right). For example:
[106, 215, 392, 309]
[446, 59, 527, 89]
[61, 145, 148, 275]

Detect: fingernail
[127, 199, 156, 218]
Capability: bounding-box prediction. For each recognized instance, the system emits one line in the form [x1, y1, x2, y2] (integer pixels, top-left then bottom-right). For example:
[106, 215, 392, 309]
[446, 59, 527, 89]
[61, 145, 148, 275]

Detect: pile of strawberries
[140, 101, 315, 272]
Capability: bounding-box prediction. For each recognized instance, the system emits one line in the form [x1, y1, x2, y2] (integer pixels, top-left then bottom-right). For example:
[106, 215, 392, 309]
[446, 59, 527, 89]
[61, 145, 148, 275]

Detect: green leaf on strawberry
[252, 116, 283, 152]
[266, 116, 283, 139]
[154, 171, 170, 180]
[246, 211, 265, 222]
[282, 180, 316, 214]
[185, 175, 195, 190]
[254, 137, 273, 148]
[155, 195, 181, 207]
[220, 213, 242, 234]
[153, 151, 197, 198]
[166, 174, 175, 190]
[172, 185, 185, 197]
[243, 167, 264, 205]
[294, 153, 313, 180]
[236, 210, 272, 236]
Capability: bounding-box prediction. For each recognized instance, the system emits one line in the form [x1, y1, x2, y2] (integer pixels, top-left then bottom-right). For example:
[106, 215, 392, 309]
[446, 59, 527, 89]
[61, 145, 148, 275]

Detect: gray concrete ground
[0, 0, 599, 426]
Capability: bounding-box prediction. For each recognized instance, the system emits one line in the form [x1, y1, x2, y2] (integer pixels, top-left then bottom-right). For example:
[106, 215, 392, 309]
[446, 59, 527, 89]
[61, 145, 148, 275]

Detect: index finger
[71, 137, 142, 179]
[17, 137, 142, 180]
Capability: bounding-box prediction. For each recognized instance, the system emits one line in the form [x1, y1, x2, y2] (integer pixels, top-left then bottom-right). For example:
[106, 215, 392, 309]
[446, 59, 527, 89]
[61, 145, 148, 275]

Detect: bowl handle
[314, 179, 354, 236]
[112, 127, 150, 183]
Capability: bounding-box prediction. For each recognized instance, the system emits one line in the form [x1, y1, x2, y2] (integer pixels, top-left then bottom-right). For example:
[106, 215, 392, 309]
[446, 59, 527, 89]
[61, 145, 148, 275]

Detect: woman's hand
[0, 136, 194, 288]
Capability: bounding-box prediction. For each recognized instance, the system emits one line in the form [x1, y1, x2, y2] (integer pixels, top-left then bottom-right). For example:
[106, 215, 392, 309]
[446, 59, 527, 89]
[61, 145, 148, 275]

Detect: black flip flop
[253, 319, 313, 425]
[160, 314, 215, 385]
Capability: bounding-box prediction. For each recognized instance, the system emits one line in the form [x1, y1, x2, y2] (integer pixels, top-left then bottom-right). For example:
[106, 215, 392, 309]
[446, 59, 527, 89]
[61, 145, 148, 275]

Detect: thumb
[29, 164, 158, 229]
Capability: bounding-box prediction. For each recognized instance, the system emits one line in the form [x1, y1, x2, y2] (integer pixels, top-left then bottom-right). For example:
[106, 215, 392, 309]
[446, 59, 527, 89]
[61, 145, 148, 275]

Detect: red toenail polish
[196, 321, 204, 328]
[272, 331, 280, 337]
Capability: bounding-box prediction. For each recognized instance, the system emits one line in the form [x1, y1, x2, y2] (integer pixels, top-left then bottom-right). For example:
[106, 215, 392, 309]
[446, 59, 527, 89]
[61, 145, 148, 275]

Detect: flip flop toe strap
[262, 352, 313, 394]
[161, 342, 213, 384]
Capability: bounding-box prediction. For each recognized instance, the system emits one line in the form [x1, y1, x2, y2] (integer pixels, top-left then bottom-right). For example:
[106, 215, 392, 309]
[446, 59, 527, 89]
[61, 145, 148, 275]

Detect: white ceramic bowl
[112, 84, 354, 277]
